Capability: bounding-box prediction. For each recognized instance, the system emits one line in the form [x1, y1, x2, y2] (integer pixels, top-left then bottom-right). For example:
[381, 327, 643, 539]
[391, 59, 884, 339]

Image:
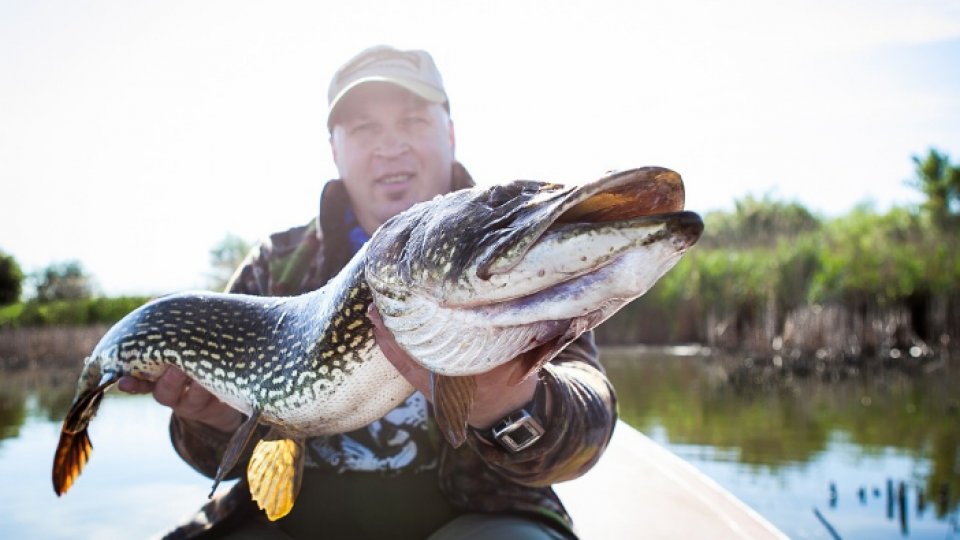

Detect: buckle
[491, 409, 545, 453]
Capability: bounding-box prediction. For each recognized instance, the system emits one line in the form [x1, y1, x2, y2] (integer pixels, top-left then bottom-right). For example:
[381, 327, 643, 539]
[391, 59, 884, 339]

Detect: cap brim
[327, 76, 447, 129]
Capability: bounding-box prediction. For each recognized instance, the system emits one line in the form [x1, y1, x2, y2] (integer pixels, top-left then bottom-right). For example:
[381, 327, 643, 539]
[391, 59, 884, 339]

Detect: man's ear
[448, 119, 456, 153]
[329, 133, 340, 168]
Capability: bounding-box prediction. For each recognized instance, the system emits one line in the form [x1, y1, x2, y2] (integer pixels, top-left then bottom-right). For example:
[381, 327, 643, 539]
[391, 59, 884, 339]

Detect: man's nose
[374, 127, 410, 158]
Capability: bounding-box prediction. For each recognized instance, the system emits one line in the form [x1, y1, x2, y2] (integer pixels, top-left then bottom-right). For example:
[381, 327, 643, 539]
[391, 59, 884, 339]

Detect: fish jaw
[472, 212, 702, 323]
[370, 211, 703, 376]
[364, 167, 687, 306]
[436, 211, 702, 308]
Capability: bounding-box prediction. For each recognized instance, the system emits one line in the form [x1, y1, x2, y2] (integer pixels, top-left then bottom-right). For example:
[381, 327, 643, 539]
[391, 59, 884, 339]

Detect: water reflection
[0, 366, 77, 438]
[0, 352, 958, 539]
[0, 366, 229, 540]
[0, 391, 25, 441]
[603, 348, 960, 538]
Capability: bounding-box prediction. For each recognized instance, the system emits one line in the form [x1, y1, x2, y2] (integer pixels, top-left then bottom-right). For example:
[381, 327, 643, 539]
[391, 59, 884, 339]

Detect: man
[119, 45, 617, 539]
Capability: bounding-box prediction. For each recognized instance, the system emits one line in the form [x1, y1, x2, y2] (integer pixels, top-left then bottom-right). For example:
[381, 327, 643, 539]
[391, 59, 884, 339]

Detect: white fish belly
[260, 347, 416, 436]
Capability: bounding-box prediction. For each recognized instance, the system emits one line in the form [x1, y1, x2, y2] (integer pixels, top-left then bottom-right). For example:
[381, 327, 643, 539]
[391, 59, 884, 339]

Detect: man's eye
[402, 116, 428, 128]
[350, 122, 376, 135]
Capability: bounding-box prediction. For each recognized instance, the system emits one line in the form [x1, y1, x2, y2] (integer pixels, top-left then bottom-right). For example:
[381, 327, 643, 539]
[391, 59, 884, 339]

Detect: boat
[555, 421, 787, 539]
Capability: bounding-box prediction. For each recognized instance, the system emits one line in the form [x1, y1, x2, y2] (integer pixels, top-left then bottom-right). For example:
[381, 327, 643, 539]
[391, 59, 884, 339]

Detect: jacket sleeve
[463, 330, 618, 487]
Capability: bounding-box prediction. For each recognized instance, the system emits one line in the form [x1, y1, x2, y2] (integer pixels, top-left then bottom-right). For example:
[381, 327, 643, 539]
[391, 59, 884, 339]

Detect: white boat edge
[554, 420, 788, 539]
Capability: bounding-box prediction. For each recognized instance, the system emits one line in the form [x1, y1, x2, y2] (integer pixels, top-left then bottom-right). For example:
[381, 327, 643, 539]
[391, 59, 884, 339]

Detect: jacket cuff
[464, 361, 617, 487]
[169, 414, 243, 480]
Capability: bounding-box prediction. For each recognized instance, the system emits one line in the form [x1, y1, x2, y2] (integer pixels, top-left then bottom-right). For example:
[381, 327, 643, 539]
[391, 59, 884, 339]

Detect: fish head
[364, 166, 703, 376]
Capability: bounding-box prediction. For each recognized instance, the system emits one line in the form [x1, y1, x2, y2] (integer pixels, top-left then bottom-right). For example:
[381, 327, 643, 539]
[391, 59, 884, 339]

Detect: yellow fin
[432, 374, 477, 448]
[246, 437, 305, 521]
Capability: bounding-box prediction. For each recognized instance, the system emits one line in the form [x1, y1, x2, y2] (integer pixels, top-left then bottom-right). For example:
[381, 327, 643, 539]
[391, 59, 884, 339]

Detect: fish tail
[52, 426, 92, 496]
[52, 371, 119, 495]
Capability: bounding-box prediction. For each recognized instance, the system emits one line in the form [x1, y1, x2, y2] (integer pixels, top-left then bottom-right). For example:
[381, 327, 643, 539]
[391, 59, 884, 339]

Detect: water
[0, 352, 958, 539]
[603, 349, 960, 539]
[0, 368, 237, 539]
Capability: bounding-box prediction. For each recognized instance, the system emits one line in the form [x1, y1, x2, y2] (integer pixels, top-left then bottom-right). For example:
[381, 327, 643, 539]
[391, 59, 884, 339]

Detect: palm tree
[910, 148, 960, 230]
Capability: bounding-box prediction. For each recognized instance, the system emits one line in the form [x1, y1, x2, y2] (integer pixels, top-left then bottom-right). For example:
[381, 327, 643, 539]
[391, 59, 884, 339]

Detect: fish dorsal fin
[432, 374, 478, 448]
[208, 408, 263, 498]
[247, 432, 305, 521]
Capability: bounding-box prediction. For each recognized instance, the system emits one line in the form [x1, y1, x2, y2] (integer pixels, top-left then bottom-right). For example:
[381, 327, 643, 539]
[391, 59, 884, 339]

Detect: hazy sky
[3, 0, 959, 296]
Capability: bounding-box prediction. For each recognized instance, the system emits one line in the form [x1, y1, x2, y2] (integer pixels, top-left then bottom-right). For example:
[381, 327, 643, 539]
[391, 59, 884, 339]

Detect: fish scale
[73, 250, 405, 438]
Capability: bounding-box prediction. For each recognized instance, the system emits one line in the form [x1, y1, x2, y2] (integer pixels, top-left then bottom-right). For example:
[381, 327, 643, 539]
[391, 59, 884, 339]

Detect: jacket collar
[315, 161, 476, 241]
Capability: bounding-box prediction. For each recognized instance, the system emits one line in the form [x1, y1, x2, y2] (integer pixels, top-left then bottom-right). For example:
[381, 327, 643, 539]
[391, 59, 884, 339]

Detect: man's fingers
[153, 366, 189, 407]
[176, 383, 215, 415]
[367, 304, 406, 363]
[367, 303, 385, 328]
[117, 375, 154, 394]
[112, 364, 242, 432]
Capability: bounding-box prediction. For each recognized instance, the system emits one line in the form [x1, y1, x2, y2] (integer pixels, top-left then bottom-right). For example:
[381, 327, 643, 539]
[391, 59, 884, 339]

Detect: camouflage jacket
[164, 163, 617, 538]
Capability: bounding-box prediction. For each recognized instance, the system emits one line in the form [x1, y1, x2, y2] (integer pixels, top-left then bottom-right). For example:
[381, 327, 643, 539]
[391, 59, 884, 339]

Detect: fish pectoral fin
[247, 435, 305, 521]
[209, 408, 262, 498]
[52, 372, 119, 496]
[509, 337, 566, 386]
[432, 373, 478, 448]
[508, 313, 601, 386]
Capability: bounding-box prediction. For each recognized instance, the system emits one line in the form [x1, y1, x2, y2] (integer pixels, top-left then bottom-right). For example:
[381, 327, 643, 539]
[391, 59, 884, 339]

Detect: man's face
[330, 83, 455, 234]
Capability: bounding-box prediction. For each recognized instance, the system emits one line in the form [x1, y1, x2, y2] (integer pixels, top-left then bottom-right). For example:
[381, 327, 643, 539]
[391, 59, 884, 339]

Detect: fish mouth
[556, 167, 686, 223]
[476, 167, 702, 280]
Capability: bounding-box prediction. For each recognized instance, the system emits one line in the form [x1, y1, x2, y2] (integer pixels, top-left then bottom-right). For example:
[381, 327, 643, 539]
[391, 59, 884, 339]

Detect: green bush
[0, 251, 23, 306]
[0, 296, 151, 328]
[600, 190, 960, 345]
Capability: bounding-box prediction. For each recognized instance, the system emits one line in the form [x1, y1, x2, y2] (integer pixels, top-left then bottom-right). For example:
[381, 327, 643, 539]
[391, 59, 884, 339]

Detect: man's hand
[118, 367, 244, 434]
[368, 305, 538, 430]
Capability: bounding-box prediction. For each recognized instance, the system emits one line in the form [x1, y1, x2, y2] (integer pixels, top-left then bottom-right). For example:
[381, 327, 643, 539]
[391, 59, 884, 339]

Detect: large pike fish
[52, 167, 703, 520]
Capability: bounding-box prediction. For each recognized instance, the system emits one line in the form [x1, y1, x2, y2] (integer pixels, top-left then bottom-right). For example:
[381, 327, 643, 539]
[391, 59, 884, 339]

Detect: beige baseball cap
[327, 45, 449, 131]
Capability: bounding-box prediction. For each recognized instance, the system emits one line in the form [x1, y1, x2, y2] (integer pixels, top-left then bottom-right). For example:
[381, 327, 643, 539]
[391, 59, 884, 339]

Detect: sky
[2, 0, 959, 296]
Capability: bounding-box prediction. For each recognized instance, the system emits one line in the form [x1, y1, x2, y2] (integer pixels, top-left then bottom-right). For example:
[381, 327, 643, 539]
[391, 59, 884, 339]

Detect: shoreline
[2, 325, 955, 373]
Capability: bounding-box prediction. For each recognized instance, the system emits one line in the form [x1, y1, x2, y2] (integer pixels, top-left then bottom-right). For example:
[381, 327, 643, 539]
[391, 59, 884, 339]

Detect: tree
[208, 234, 252, 291]
[33, 260, 94, 302]
[701, 194, 821, 249]
[0, 250, 23, 306]
[909, 148, 960, 230]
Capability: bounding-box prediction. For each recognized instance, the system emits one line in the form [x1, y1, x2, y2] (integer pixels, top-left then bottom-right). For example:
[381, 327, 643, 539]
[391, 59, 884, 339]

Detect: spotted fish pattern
[52, 250, 415, 497]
